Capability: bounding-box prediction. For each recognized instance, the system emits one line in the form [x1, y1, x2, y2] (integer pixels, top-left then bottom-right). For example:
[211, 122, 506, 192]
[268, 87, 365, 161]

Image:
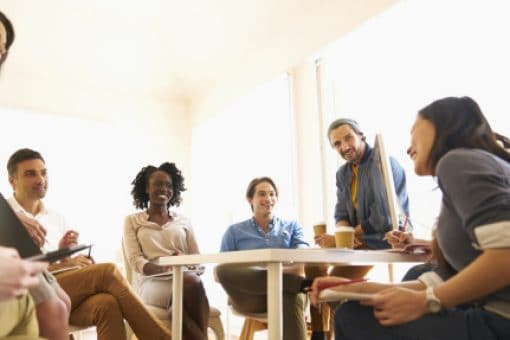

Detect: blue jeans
[334, 302, 510, 340]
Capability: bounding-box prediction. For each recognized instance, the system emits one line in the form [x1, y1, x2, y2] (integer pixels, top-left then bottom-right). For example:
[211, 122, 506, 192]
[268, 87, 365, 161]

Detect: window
[318, 0, 509, 240]
[191, 74, 297, 253]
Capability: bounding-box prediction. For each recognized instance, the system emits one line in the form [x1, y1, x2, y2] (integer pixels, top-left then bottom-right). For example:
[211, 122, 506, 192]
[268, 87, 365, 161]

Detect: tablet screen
[26, 244, 92, 263]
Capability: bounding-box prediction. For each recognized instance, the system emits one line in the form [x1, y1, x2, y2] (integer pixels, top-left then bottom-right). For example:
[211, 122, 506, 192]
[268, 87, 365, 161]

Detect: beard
[341, 148, 360, 162]
[341, 142, 365, 163]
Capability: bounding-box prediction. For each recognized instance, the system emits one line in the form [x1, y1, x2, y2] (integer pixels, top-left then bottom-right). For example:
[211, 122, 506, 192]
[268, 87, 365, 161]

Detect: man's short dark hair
[245, 176, 279, 212]
[7, 148, 45, 177]
[246, 177, 278, 200]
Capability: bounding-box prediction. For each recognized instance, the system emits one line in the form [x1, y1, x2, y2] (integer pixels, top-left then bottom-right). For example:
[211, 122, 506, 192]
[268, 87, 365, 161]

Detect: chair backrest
[121, 240, 133, 285]
[122, 241, 225, 339]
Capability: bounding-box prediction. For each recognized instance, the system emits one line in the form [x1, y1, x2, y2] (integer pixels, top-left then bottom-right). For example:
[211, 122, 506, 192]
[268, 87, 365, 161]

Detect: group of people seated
[2, 8, 510, 340]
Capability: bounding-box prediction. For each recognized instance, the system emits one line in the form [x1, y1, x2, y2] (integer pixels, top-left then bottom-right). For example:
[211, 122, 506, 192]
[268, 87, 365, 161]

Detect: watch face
[426, 287, 442, 313]
[427, 299, 442, 313]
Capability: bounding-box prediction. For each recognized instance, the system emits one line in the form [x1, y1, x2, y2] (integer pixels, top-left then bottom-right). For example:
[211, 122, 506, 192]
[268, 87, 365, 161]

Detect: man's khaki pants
[0, 295, 45, 339]
[55, 263, 171, 340]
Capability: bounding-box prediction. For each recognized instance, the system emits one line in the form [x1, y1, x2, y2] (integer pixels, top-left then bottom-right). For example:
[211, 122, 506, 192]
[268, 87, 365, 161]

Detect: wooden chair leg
[239, 318, 267, 340]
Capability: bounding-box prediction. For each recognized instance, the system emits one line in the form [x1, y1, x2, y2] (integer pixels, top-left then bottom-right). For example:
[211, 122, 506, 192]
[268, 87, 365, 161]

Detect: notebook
[318, 288, 374, 302]
[148, 265, 205, 279]
[372, 133, 409, 231]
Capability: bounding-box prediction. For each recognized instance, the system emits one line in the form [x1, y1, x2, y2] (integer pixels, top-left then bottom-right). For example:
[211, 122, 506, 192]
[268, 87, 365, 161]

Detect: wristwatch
[425, 287, 442, 313]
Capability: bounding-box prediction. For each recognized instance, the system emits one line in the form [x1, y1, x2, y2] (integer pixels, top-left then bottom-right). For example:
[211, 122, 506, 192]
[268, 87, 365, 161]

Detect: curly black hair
[130, 162, 186, 210]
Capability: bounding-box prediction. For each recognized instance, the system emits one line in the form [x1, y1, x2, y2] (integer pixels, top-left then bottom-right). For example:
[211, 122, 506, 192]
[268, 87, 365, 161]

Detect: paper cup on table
[334, 226, 355, 249]
[313, 223, 327, 236]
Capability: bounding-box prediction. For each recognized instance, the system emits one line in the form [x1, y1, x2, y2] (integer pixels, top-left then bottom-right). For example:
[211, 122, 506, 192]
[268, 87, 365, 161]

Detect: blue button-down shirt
[220, 217, 309, 252]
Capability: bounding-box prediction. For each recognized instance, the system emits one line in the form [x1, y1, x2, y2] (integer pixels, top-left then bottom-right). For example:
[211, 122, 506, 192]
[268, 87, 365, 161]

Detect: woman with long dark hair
[311, 96, 510, 339]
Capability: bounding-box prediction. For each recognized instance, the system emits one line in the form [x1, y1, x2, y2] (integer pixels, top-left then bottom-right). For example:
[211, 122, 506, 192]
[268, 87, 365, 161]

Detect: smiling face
[329, 124, 366, 164]
[146, 170, 173, 207]
[408, 115, 436, 176]
[248, 181, 278, 218]
[9, 159, 48, 201]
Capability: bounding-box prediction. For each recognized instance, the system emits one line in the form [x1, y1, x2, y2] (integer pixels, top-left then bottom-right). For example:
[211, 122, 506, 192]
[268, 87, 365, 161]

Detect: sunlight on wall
[191, 74, 297, 254]
[319, 0, 509, 240]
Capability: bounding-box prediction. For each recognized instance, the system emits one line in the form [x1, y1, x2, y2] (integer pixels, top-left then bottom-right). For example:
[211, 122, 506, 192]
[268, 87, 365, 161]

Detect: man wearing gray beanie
[317, 117, 410, 248]
[307, 118, 410, 340]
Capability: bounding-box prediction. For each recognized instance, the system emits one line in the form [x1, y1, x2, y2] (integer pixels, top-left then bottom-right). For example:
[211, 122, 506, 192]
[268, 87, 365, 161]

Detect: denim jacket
[334, 143, 410, 249]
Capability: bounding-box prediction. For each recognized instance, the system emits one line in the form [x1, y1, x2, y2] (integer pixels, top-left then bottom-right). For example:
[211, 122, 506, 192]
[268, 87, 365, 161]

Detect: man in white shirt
[7, 148, 172, 340]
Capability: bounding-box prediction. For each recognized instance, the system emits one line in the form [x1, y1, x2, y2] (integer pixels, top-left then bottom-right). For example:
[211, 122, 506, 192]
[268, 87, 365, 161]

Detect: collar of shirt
[359, 143, 373, 165]
[132, 210, 180, 231]
[7, 196, 48, 219]
[250, 216, 275, 233]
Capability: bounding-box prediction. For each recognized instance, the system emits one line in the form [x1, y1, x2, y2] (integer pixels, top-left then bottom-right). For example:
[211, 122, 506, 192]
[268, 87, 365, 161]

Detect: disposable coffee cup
[313, 223, 327, 236]
[334, 226, 355, 249]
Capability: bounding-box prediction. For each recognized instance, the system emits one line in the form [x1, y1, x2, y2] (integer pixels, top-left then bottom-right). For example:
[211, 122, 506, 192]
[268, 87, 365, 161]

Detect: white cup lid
[335, 226, 354, 232]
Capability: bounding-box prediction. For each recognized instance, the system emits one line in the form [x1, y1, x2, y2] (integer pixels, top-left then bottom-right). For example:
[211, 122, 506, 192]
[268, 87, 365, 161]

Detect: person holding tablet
[311, 96, 510, 339]
[124, 162, 210, 340]
[7, 148, 172, 340]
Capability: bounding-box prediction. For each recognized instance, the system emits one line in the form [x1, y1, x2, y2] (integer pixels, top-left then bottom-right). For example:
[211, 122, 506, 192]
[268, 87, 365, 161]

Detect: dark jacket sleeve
[334, 167, 350, 223]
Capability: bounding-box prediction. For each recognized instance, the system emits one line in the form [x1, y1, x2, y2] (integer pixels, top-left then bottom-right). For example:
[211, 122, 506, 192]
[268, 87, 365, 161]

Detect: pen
[304, 278, 368, 292]
[383, 232, 394, 241]
[400, 216, 409, 232]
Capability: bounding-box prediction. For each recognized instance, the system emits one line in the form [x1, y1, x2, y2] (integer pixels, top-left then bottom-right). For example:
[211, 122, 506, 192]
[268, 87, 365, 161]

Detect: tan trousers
[304, 264, 372, 332]
[0, 295, 45, 339]
[55, 263, 171, 340]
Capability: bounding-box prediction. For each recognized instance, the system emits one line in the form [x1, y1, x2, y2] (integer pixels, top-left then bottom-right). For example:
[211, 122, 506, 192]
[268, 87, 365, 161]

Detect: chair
[121, 243, 225, 340]
[228, 302, 267, 340]
[227, 295, 316, 340]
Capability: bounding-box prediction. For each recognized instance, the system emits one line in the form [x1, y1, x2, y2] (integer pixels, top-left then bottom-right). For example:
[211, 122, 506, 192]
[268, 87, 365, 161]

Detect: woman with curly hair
[123, 162, 209, 340]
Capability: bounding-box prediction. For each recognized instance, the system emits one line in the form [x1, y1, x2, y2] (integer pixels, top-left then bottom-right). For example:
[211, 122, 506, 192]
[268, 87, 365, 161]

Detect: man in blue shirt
[216, 177, 309, 340]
